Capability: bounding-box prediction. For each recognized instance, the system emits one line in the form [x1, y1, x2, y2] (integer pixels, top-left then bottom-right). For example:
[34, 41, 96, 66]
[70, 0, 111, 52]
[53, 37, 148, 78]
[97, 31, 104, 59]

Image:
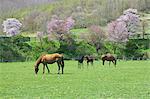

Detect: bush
[0, 35, 31, 62]
[75, 41, 96, 56]
[30, 37, 60, 59]
[124, 39, 145, 59]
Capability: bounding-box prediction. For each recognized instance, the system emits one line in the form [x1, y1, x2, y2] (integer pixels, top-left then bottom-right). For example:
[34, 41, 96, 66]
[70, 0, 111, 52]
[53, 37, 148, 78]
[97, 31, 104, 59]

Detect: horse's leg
[57, 62, 60, 74]
[91, 60, 93, 66]
[102, 60, 105, 65]
[46, 64, 50, 73]
[61, 63, 64, 74]
[78, 62, 81, 69]
[114, 60, 117, 66]
[81, 62, 84, 69]
[109, 61, 111, 66]
[87, 61, 89, 68]
[112, 60, 116, 67]
[43, 64, 45, 74]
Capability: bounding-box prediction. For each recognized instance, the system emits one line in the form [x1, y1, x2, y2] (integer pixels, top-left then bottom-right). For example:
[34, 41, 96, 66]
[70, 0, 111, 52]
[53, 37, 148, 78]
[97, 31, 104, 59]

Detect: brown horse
[101, 53, 117, 67]
[76, 55, 85, 69]
[34, 53, 64, 75]
[84, 55, 94, 66]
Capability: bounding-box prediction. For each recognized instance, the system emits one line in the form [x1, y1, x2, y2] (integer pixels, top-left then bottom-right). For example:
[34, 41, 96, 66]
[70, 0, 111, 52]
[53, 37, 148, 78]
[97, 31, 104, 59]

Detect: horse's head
[84, 55, 88, 59]
[34, 55, 43, 74]
[101, 55, 107, 60]
[34, 64, 39, 74]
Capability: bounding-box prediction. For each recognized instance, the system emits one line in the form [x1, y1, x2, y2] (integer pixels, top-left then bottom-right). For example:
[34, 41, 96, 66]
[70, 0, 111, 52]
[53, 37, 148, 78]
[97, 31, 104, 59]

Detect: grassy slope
[1, 0, 150, 36]
[0, 61, 150, 98]
[1, 0, 80, 20]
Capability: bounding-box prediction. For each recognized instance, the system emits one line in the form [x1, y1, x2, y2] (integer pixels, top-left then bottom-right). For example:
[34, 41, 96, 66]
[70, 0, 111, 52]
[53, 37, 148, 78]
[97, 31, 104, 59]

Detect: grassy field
[0, 60, 150, 99]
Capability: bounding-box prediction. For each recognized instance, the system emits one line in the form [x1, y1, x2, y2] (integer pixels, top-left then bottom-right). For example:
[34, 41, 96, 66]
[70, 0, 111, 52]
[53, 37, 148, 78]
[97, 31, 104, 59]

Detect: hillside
[0, 0, 150, 35]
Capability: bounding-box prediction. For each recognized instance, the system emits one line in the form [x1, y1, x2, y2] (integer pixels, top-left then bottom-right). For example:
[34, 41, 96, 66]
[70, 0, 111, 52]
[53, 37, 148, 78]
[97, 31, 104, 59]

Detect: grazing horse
[101, 53, 117, 67]
[77, 56, 84, 68]
[84, 55, 94, 66]
[34, 53, 64, 75]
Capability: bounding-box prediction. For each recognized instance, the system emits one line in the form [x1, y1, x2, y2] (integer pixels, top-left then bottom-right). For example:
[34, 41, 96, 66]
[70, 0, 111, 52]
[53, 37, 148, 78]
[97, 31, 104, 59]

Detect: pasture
[0, 60, 150, 98]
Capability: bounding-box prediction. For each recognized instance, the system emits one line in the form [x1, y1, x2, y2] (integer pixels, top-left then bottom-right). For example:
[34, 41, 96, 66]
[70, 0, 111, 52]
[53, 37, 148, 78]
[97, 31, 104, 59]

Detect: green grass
[71, 28, 89, 35]
[0, 61, 150, 98]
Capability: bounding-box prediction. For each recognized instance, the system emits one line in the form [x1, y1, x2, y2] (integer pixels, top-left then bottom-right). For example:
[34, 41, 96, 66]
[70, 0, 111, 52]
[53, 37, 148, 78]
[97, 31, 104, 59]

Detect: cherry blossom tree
[80, 25, 106, 53]
[2, 18, 22, 36]
[108, 8, 140, 43]
[107, 8, 140, 54]
[108, 21, 128, 43]
[88, 25, 106, 52]
[47, 15, 75, 41]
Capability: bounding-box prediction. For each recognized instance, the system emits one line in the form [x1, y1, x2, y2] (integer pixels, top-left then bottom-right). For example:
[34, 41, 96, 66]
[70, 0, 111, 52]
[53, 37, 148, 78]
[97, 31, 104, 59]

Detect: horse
[76, 56, 84, 69]
[84, 55, 94, 66]
[101, 53, 117, 67]
[34, 53, 64, 75]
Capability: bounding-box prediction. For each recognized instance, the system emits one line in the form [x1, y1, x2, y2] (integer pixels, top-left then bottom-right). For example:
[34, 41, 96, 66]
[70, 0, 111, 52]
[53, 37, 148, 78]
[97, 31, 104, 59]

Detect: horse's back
[41, 53, 63, 62]
[101, 55, 105, 58]
[101, 53, 116, 61]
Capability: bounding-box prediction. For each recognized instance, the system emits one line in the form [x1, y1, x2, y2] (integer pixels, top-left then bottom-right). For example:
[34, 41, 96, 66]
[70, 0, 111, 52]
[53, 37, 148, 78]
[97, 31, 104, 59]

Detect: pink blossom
[108, 8, 140, 43]
[47, 15, 75, 40]
[2, 18, 22, 36]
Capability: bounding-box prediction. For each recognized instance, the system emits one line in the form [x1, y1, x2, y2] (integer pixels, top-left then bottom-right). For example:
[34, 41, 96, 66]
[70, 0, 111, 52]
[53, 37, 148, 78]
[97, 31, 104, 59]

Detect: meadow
[0, 60, 150, 99]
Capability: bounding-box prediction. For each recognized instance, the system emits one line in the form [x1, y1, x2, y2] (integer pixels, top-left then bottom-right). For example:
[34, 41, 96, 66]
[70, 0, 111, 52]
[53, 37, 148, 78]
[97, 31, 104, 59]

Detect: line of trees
[1, 8, 149, 62]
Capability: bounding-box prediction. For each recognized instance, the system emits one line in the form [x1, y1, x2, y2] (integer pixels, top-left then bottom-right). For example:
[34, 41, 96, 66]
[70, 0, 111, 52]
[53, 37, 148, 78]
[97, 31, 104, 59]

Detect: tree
[36, 31, 44, 48]
[47, 15, 75, 41]
[108, 21, 128, 43]
[141, 19, 148, 39]
[107, 8, 140, 54]
[108, 8, 140, 43]
[88, 25, 106, 53]
[2, 18, 22, 36]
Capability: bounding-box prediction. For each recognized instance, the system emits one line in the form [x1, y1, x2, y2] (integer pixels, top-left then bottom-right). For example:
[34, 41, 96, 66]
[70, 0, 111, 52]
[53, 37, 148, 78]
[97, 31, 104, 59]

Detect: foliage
[88, 25, 106, 52]
[30, 37, 60, 59]
[2, 18, 22, 36]
[0, 35, 31, 62]
[75, 41, 96, 56]
[124, 39, 150, 59]
[79, 25, 106, 53]
[124, 40, 143, 59]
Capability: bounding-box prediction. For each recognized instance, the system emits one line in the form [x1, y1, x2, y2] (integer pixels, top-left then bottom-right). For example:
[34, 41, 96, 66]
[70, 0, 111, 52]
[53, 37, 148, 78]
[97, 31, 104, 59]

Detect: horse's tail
[114, 59, 117, 65]
[61, 56, 64, 67]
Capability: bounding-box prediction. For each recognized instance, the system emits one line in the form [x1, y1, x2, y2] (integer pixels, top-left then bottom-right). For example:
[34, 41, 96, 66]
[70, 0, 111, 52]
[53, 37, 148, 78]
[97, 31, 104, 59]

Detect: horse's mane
[35, 54, 46, 67]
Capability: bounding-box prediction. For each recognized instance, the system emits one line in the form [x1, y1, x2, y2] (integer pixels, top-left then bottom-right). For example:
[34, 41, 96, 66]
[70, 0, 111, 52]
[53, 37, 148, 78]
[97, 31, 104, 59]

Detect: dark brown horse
[34, 53, 64, 75]
[101, 53, 117, 67]
[84, 55, 94, 66]
[76, 56, 84, 69]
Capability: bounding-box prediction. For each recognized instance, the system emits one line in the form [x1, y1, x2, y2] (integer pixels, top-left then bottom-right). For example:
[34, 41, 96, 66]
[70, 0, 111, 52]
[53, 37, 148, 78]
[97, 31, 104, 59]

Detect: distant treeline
[0, 35, 149, 62]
